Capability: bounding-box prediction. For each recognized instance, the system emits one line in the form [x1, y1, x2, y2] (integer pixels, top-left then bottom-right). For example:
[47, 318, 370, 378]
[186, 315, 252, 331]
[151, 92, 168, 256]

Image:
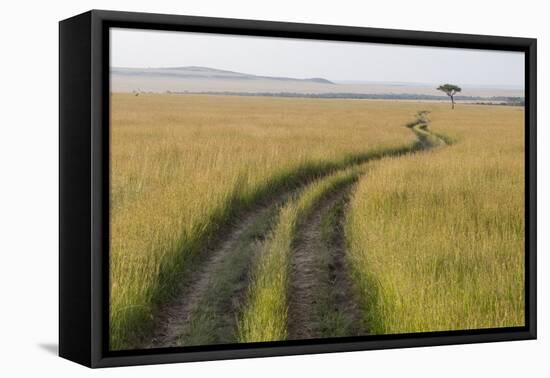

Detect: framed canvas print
[59, 10, 537, 368]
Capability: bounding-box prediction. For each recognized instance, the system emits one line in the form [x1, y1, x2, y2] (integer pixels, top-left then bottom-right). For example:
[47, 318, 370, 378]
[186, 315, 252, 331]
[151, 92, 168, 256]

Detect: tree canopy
[437, 84, 462, 109]
[437, 84, 462, 96]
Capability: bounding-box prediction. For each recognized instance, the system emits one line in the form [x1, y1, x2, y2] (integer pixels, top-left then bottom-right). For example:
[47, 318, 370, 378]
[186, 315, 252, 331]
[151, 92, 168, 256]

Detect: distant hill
[111, 66, 524, 99]
[111, 66, 335, 84]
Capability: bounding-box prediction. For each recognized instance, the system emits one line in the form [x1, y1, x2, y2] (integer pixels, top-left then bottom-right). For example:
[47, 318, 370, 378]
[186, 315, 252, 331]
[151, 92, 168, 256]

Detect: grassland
[110, 93, 422, 349]
[110, 93, 524, 349]
[236, 110, 449, 343]
[346, 104, 525, 333]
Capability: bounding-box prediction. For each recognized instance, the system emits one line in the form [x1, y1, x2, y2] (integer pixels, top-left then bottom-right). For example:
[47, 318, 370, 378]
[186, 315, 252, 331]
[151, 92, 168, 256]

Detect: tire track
[147, 195, 287, 348]
[146, 111, 446, 347]
[288, 186, 364, 339]
[287, 111, 446, 339]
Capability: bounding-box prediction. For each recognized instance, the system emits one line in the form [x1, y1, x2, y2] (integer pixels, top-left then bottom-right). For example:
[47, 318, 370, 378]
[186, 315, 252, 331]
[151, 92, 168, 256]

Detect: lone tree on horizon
[437, 84, 462, 109]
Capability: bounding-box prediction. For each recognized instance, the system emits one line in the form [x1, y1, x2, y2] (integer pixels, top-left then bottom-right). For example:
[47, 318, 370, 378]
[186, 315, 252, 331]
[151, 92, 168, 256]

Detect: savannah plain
[109, 93, 524, 350]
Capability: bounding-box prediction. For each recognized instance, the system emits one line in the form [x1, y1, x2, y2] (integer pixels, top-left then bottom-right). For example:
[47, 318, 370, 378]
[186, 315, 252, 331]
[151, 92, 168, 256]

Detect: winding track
[287, 112, 446, 339]
[147, 111, 446, 347]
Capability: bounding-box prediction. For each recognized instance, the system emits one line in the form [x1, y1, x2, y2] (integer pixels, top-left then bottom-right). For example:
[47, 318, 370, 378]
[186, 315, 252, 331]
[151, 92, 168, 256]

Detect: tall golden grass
[110, 93, 419, 349]
[346, 104, 525, 333]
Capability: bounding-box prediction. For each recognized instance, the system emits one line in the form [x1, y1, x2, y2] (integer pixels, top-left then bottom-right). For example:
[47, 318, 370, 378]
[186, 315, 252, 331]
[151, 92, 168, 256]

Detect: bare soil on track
[287, 187, 365, 339]
[148, 202, 278, 348]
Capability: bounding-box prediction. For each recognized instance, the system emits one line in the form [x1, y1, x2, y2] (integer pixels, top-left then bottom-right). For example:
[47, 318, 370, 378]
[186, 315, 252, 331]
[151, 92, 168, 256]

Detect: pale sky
[110, 28, 524, 88]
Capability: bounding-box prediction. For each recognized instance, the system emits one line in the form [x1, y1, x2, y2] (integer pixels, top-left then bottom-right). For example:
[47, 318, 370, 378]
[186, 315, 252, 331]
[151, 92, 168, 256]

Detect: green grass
[237, 167, 361, 342]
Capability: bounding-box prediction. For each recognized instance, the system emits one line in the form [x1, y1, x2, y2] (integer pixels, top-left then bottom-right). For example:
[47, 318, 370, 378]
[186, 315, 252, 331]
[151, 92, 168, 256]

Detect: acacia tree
[437, 84, 462, 109]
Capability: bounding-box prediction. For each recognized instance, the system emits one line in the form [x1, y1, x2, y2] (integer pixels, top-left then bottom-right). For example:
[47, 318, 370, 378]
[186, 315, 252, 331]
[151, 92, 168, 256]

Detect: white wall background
[0, 0, 546, 376]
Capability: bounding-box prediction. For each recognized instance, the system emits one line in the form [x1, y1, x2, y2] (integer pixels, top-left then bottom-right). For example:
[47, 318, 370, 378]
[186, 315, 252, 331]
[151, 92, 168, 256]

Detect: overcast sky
[111, 28, 524, 88]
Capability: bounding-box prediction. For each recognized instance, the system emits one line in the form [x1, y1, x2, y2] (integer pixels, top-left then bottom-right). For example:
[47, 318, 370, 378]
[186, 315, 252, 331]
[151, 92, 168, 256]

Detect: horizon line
[110, 65, 525, 89]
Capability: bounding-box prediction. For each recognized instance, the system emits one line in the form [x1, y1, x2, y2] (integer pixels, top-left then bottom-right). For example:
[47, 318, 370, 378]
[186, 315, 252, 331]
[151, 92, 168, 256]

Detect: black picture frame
[59, 9, 537, 368]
